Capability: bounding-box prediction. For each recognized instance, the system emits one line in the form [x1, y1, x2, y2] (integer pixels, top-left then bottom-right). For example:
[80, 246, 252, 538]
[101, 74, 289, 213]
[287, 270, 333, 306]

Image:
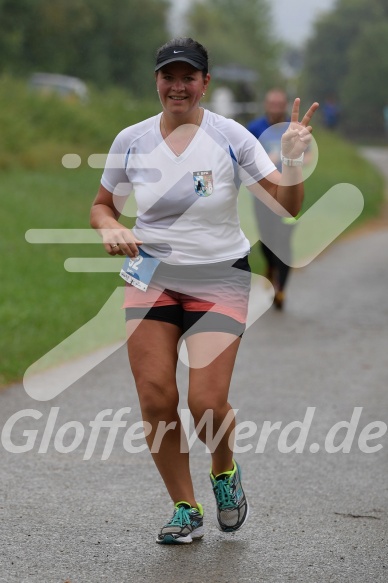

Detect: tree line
[2, 0, 385, 136]
[0, 0, 280, 100]
[0, 0, 170, 96]
[302, 0, 388, 136]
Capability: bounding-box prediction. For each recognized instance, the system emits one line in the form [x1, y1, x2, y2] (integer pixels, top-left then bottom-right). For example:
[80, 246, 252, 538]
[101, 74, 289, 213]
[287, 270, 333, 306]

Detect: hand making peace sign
[281, 98, 320, 160]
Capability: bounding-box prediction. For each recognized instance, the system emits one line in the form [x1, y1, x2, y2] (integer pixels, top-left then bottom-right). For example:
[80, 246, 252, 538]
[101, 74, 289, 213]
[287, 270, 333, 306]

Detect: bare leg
[186, 332, 241, 476]
[127, 319, 197, 507]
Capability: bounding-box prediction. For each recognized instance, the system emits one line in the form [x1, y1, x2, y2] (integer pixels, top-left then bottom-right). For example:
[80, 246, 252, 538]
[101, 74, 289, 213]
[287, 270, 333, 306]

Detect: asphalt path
[1, 149, 387, 583]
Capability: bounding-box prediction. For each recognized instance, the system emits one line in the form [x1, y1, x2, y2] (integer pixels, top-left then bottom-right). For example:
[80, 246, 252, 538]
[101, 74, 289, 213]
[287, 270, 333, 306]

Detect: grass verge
[0, 92, 384, 386]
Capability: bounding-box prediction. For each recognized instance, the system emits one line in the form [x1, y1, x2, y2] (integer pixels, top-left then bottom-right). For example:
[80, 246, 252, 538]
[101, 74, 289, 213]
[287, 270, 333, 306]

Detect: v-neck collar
[157, 109, 208, 162]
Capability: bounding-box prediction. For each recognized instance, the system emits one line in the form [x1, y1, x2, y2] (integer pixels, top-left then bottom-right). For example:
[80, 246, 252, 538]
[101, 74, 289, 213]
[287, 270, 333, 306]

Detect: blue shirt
[247, 115, 296, 232]
[247, 116, 290, 172]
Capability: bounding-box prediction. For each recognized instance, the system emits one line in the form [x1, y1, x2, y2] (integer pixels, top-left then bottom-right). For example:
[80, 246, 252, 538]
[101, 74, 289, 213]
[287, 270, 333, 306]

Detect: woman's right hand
[90, 184, 143, 257]
[101, 222, 143, 257]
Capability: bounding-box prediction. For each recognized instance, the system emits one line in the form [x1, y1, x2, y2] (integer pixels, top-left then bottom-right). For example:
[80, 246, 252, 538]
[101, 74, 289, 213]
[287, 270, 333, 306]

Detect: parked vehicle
[28, 73, 88, 102]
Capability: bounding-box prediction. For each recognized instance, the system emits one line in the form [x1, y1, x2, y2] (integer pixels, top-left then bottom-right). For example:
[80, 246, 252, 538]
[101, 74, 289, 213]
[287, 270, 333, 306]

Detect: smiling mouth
[169, 96, 187, 100]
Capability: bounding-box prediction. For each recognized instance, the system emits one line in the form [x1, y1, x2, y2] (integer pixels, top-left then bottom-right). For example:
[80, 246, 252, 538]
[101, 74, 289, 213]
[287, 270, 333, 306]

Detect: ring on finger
[111, 243, 120, 249]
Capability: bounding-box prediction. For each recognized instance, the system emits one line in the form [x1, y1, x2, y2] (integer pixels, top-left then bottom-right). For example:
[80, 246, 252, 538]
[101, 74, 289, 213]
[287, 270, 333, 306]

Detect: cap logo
[155, 46, 208, 72]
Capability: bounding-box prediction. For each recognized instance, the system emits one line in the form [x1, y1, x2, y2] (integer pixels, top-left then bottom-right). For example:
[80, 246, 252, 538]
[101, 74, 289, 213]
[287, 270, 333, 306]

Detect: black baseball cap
[155, 46, 208, 72]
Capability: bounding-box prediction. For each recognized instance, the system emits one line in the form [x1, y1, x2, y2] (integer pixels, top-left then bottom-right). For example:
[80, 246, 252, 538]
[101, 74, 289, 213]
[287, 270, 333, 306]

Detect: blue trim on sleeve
[229, 145, 241, 189]
[229, 145, 237, 162]
[124, 147, 131, 168]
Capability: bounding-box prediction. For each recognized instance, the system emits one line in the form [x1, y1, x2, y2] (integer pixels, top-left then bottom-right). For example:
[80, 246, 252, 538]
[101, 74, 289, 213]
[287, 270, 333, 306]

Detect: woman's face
[156, 62, 210, 117]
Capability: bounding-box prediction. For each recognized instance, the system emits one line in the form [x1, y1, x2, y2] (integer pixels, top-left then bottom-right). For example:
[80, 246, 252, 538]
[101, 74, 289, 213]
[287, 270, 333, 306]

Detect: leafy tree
[302, 0, 388, 134]
[0, 0, 36, 72]
[0, 0, 170, 96]
[185, 0, 281, 99]
[341, 21, 388, 134]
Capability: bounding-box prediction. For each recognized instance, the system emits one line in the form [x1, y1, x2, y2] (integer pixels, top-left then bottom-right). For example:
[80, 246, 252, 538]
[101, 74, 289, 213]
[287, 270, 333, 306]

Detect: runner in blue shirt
[247, 89, 295, 309]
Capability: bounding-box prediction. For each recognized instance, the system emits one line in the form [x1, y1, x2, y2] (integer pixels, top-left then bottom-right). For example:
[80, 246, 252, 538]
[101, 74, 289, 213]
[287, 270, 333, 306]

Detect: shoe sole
[156, 526, 204, 544]
[156, 534, 192, 544]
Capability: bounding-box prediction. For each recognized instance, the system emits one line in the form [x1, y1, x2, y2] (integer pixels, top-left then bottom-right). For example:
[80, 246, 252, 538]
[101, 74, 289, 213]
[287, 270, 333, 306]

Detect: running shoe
[156, 501, 204, 544]
[210, 460, 249, 532]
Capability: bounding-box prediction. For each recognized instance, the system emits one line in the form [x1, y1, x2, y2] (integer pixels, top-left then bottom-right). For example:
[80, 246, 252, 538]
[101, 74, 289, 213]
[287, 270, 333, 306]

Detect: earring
[202, 92, 206, 97]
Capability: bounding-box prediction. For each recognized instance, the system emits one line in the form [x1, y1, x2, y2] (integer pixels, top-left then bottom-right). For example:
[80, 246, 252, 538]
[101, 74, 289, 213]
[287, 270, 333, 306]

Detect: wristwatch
[281, 152, 304, 167]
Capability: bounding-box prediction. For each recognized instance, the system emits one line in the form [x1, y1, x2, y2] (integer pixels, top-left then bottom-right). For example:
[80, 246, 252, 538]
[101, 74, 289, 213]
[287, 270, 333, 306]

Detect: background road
[1, 150, 387, 583]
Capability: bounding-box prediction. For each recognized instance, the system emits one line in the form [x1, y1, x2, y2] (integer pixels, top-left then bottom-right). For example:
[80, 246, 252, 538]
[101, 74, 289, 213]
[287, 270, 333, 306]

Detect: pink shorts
[124, 256, 251, 336]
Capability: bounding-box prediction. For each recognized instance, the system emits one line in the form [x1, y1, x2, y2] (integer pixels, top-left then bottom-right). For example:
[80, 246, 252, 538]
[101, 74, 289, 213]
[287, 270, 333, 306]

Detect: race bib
[120, 248, 160, 292]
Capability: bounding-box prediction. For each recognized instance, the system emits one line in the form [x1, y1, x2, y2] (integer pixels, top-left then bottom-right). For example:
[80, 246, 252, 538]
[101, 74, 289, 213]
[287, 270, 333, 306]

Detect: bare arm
[90, 184, 142, 257]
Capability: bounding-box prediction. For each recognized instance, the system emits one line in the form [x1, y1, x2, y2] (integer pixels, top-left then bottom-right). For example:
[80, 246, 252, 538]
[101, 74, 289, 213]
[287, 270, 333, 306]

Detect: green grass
[1, 168, 118, 385]
[0, 74, 160, 170]
[0, 78, 385, 386]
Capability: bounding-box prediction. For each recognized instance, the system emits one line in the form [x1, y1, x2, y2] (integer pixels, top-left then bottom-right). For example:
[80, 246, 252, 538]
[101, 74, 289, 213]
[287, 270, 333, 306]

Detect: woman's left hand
[281, 98, 319, 160]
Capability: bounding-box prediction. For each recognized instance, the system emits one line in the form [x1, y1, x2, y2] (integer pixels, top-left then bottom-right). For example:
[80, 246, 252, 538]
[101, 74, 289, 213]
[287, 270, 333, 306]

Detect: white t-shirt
[101, 108, 276, 265]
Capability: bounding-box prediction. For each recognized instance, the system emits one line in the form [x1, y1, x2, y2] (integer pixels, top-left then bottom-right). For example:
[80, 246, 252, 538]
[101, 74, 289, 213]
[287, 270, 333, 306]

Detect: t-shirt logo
[193, 170, 213, 197]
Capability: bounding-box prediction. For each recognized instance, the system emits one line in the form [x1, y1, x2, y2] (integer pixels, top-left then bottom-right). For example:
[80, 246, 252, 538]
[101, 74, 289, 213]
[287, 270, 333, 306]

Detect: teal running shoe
[156, 501, 204, 544]
[210, 460, 249, 532]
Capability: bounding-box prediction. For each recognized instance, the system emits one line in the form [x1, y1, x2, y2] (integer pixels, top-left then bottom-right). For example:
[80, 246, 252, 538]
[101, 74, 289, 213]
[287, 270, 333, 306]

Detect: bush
[0, 75, 160, 169]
